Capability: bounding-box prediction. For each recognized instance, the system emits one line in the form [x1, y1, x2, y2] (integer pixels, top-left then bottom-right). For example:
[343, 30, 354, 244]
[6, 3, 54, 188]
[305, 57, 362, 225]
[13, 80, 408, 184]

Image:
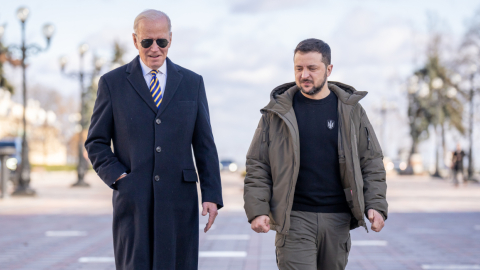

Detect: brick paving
[0, 171, 479, 270]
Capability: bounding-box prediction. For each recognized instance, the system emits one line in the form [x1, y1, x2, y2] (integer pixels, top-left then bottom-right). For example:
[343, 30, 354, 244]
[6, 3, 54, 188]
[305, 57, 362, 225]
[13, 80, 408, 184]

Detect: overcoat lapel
[126, 56, 158, 114]
[157, 58, 183, 117]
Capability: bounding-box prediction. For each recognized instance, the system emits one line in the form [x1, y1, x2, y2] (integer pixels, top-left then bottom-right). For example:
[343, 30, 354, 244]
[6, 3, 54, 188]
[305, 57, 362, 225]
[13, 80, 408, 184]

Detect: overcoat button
[154, 175, 160, 181]
[156, 146, 161, 152]
[156, 119, 161, 124]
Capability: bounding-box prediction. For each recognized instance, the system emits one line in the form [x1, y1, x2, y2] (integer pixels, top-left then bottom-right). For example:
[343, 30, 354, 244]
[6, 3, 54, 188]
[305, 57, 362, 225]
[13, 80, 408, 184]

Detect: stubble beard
[299, 70, 328, 96]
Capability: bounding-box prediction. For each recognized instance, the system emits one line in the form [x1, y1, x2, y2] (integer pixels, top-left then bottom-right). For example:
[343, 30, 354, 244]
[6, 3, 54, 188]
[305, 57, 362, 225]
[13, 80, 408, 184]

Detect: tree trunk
[406, 138, 417, 175]
[441, 122, 446, 170]
[432, 125, 442, 178]
[467, 82, 474, 179]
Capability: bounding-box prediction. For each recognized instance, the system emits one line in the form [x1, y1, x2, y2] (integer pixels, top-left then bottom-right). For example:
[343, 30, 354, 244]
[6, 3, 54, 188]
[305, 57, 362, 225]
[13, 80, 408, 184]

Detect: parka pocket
[365, 127, 372, 150]
[344, 188, 354, 210]
[259, 130, 267, 162]
[364, 124, 383, 156]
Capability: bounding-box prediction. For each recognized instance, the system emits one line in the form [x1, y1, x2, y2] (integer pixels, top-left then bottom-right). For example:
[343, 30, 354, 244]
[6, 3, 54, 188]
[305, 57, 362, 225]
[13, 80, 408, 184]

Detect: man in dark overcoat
[85, 9, 223, 270]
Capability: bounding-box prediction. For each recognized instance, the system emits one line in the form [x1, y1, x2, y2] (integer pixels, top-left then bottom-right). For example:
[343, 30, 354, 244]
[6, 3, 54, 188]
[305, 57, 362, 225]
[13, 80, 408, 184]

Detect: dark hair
[294, 39, 331, 66]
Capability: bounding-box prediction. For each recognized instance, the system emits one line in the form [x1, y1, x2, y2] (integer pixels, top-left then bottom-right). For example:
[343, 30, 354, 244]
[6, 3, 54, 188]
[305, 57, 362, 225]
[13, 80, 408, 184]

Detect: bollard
[0, 147, 15, 199]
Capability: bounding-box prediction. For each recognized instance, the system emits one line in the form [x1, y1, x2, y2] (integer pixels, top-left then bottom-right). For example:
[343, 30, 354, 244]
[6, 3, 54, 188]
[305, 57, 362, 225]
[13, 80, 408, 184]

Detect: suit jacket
[85, 56, 223, 270]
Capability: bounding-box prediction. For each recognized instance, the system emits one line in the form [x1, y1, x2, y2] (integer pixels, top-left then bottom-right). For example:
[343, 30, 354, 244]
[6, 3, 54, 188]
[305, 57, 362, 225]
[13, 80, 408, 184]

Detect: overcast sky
[1, 0, 478, 166]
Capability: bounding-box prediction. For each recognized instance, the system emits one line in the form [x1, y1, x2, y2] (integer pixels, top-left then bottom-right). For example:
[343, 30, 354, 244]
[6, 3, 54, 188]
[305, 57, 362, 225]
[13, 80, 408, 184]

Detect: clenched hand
[367, 209, 385, 232]
[251, 215, 270, 233]
[202, 202, 218, 233]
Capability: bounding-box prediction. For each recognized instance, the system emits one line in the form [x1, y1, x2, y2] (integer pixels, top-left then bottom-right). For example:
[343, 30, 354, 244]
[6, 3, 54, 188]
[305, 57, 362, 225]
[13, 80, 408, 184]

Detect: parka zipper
[264, 108, 297, 234]
[349, 104, 369, 232]
[337, 110, 344, 154]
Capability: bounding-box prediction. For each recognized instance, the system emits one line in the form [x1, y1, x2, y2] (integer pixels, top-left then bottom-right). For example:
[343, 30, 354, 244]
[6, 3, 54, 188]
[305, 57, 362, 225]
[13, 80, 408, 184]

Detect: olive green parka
[244, 81, 387, 235]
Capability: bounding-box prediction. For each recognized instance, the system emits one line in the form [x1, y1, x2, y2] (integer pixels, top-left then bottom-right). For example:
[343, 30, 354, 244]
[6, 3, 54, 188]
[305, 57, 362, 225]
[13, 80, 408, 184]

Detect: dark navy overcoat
[85, 56, 223, 270]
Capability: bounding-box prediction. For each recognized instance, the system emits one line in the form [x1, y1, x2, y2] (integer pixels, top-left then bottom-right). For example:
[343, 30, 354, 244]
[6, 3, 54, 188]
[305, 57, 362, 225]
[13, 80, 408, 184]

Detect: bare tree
[407, 23, 465, 176]
[0, 41, 14, 93]
[29, 85, 78, 163]
[84, 41, 127, 128]
[112, 41, 126, 67]
[458, 7, 480, 180]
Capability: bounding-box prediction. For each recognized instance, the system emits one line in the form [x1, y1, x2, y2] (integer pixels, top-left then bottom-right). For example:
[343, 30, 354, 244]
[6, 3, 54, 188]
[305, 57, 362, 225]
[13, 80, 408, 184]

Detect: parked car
[0, 137, 22, 181]
[219, 159, 238, 172]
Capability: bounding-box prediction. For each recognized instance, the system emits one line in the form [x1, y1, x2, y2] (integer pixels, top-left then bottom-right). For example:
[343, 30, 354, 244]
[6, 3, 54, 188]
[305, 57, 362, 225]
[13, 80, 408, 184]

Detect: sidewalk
[0, 172, 479, 270]
[1, 171, 479, 215]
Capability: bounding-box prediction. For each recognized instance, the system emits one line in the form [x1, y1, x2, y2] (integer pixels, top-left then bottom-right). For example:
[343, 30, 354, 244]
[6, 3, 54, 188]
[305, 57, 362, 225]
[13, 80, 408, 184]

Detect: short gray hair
[134, 9, 171, 33]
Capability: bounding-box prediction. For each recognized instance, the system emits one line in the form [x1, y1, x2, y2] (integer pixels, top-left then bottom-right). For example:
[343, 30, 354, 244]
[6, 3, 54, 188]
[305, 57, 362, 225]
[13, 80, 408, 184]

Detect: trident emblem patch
[327, 120, 335, 130]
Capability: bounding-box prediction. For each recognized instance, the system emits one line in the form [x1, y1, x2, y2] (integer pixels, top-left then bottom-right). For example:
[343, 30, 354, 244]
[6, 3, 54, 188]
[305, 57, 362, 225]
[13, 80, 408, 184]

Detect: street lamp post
[60, 44, 105, 187]
[8, 7, 54, 196]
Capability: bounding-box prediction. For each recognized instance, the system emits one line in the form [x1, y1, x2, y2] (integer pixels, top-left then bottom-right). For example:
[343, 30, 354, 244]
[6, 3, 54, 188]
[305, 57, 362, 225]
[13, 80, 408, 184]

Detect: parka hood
[262, 81, 368, 115]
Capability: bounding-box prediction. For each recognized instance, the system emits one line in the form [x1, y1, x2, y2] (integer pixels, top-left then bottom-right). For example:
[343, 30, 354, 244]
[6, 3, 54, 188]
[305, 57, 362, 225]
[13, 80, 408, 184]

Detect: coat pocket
[113, 172, 132, 190]
[183, 169, 198, 182]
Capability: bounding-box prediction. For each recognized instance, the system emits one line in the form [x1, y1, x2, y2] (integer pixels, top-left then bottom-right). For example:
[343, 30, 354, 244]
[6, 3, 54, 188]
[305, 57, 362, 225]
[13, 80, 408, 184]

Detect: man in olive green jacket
[244, 39, 387, 270]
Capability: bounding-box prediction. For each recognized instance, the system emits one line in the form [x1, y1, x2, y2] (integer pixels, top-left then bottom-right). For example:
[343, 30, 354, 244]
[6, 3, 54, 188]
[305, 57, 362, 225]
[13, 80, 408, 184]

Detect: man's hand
[202, 202, 218, 233]
[367, 209, 385, 232]
[115, 173, 126, 182]
[251, 215, 270, 233]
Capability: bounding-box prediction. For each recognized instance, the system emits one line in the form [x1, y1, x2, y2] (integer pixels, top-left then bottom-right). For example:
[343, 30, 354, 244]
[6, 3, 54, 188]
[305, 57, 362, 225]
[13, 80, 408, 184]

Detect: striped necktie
[149, 70, 163, 109]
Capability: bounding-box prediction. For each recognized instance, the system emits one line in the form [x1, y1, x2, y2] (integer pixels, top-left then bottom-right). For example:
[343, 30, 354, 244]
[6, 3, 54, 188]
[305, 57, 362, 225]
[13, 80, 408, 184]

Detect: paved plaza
[0, 171, 479, 270]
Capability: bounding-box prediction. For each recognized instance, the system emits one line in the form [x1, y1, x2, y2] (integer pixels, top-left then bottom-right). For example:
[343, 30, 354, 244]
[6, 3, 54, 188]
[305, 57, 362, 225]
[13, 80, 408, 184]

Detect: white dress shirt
[139, 57, 167, 96]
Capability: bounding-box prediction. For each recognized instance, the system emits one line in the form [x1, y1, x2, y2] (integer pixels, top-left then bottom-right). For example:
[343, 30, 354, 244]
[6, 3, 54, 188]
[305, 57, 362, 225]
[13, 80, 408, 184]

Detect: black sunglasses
[136, 35, 169, 48]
